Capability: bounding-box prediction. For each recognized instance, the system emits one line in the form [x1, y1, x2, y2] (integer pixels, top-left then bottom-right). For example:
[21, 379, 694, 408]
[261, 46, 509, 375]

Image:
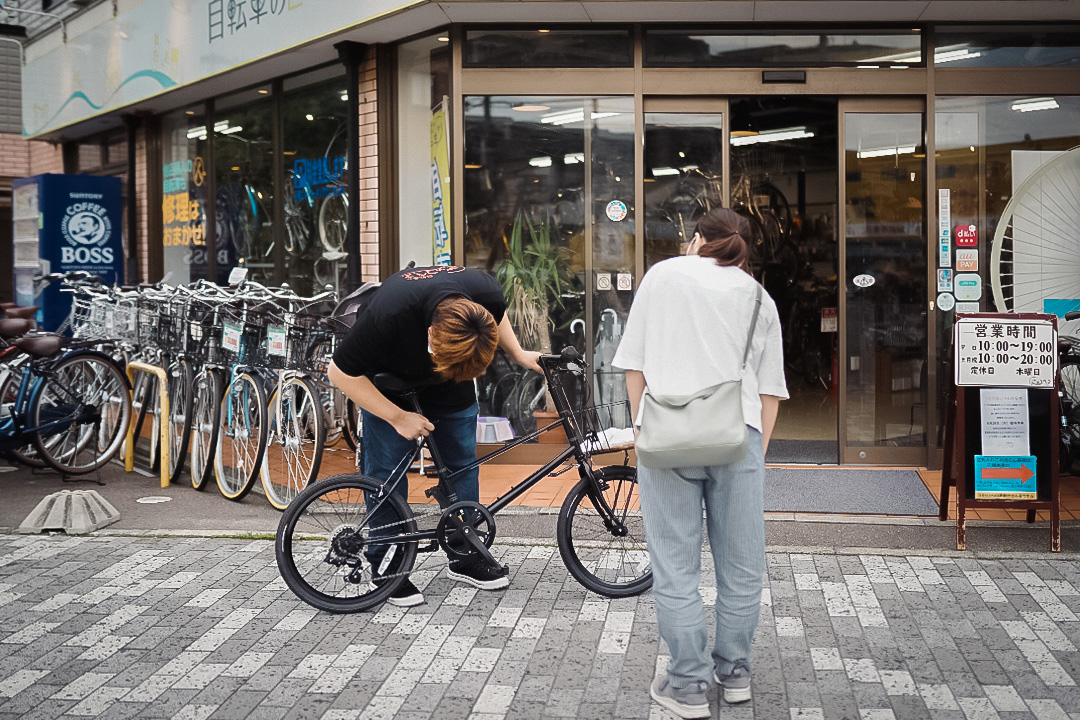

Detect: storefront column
[335, 41, 369, 291]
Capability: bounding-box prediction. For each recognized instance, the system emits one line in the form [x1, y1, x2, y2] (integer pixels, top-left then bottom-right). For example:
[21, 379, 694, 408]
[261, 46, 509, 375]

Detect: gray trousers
[638, 427, 766, 687]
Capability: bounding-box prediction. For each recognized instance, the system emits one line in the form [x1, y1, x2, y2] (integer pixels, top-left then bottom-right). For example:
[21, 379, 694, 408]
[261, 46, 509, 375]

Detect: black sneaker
[446, 558, 510, 590]
[369, 577, 424, 607]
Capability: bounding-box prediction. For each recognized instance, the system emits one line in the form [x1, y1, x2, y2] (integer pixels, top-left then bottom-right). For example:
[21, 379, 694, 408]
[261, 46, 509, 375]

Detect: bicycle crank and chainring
[436, 501, 497, 560]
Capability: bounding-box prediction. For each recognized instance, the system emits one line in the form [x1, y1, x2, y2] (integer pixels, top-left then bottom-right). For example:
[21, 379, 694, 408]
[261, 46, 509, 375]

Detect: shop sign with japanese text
[954, 317, 1057, 388]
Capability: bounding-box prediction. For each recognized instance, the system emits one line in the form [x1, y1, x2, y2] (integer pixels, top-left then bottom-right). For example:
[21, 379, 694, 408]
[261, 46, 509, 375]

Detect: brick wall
[135, 124, 149, 283]
[358, 47, 379, 283]
[0, 133, 62, 184]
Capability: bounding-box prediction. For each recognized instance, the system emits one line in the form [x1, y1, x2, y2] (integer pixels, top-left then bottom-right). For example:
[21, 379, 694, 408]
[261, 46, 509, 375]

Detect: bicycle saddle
[3, 306, 38, 320]
[0, 318, 33, 338]
[15, 335, 64, 358]
[373, 373, 430, 394]
[0, 302, 17, 309]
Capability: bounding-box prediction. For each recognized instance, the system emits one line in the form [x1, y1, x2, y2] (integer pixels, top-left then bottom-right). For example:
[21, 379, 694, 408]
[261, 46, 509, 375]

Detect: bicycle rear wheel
[276, 473, 418, 613]
[557, 465, 652, 598]
[31, 352, 132, 474]
[261, 376, 325, 510]
[189, 369, 222, 490]
[215, 372, 268, 500]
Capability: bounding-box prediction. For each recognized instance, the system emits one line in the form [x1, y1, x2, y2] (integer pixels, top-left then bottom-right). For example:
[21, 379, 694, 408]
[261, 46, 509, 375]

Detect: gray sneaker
[649, 675, 710, 719]
[714, 665, 751, 704]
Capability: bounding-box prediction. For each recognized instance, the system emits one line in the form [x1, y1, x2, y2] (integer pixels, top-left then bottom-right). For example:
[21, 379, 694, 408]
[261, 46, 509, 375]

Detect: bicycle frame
[362, 354, 631, 547]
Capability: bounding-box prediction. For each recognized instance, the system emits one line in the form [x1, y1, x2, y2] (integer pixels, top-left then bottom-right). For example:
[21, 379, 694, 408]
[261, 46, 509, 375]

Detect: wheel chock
[17, 490, 120, 534]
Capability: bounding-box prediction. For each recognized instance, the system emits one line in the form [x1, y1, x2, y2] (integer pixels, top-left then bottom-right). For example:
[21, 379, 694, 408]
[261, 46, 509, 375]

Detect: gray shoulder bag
[635, 283, 763, 470]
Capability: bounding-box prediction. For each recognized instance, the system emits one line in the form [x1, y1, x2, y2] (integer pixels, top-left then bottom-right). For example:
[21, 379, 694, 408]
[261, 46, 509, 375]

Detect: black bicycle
[275, 346, 650, 613]
[1058, 310, 1080, 474]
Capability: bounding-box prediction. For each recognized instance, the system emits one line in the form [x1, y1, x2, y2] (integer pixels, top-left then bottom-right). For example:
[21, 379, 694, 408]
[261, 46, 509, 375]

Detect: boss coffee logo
[60, 201, 115, 264]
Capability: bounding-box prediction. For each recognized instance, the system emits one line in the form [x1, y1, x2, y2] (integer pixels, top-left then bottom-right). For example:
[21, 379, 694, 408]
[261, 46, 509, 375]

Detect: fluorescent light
[218, 125, 243, 135]
[437, 36, 449, 42]
[857, 145, 916, 159]
[857, 65, 880, 69]
[512, 104, 550, 112]
[340, 93, 348, 101]
[563, 153, 584, 165]
[540, 110, 620, 126]
[652, 167, 680, 177]
[934, 48, 982, 64]
[731, 127, 814, 146]
[1011, 97, 1059, 113]
[529, 156, 552, 168]
[305, 114, 314, 121]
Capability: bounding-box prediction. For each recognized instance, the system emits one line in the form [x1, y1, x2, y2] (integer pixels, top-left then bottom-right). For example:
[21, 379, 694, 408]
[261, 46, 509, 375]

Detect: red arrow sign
[980, 465, 1034, 483]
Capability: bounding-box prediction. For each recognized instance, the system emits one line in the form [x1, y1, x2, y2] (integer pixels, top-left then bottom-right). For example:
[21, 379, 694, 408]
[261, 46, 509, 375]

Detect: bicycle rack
[124, 361, 171, 489]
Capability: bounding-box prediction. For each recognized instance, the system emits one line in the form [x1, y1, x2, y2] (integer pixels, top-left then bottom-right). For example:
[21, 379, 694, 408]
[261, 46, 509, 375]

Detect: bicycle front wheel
[0, 369, 45, 468]
[276, 473, 418, 613]
[167, 360, 195, 485]
[215, 372, 268, 500]
[557, 465, 652, 598]
[189, 369, 222, 490]
[31, 352, 132, 474]
[261, 376, 325, 510]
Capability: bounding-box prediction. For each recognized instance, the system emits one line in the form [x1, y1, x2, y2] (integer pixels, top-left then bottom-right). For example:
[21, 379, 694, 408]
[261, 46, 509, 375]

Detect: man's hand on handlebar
[392, 411, 435, 441]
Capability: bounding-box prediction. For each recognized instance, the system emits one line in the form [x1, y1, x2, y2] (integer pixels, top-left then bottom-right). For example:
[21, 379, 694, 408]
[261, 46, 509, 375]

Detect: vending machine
[12, 174, 123, 332]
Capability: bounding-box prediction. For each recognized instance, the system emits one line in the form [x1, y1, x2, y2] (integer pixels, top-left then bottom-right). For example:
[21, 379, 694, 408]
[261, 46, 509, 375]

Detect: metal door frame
[838, 97, 929, 466]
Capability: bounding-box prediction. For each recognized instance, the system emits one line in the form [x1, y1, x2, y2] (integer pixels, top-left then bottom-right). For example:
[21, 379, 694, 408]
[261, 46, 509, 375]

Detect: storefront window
[464, 96, 634, 437]
[398, 33, 451, 269]
[933, 95, 1080, 446]
[161, 106, 213, 284]
[464, 28, 633, 67]
[281, 69, 350, 296]
[644, 30, 922, 67]
[933, 26, 1080, 67]
[214, 85, 274, 287]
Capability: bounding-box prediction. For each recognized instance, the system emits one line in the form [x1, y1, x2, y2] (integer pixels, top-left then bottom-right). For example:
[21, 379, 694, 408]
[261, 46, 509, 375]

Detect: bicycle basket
[69, 295, 96, 339]
[114, 299, 139, 344]
[220, 305, 266, 365]
[570, 400, 635, 456]
[136, 296, 161, 348]
[185, 299, 216, 355]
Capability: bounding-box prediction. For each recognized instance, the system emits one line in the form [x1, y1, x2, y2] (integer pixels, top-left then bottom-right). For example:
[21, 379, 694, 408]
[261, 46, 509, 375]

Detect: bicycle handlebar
[1065, 311, 1080, 321]
[539, 346, 587, 369]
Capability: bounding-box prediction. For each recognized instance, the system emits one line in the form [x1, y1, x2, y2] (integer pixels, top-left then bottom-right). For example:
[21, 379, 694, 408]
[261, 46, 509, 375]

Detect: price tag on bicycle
[267, 326, 287, 357]
[222, 321, 242, 353]
[954, 316, 1057, 388]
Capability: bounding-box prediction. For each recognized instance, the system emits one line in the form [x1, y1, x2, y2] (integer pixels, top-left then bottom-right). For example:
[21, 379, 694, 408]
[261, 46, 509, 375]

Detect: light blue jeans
[638, 427, 765, 688]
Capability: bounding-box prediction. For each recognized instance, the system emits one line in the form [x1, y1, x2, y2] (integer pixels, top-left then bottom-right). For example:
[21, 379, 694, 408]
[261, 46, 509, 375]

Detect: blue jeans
[362, 404, 479, 564]
[638, 427, 765, 687]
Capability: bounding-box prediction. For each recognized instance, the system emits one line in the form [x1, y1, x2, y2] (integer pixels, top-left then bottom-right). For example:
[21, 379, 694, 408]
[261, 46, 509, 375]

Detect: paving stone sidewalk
[0, 535, 1078, 720]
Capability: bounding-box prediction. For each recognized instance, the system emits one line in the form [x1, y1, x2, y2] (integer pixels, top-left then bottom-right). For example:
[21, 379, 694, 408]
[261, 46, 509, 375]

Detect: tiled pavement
[0, 536, 1078, 720]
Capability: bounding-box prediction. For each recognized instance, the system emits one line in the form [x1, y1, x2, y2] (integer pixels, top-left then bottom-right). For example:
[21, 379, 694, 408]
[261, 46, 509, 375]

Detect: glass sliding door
[463, 96, 635, 439]
[840, 101, 928, 465]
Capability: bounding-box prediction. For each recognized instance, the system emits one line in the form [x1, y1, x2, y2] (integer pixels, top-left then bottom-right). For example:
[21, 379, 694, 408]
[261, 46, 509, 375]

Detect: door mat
[765, 468, 938, 516]
[766, 439, 838, 465]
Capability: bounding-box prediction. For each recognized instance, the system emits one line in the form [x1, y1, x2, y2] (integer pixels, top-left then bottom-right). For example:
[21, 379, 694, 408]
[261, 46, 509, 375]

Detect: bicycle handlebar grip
[1065, 311, 1080, 321]
[561, 346, 583, 364]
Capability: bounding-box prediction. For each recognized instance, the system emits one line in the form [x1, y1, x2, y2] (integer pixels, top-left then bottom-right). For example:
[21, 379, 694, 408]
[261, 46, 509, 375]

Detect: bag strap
[740, 284, 763, 368]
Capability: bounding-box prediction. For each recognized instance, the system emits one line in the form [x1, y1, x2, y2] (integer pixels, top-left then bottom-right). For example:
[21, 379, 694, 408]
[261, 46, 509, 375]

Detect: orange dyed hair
[430, 297, 500, 383]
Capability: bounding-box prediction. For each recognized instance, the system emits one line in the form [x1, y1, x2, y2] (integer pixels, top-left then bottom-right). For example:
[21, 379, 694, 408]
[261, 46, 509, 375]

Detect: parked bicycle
[275, 345, 649, 613]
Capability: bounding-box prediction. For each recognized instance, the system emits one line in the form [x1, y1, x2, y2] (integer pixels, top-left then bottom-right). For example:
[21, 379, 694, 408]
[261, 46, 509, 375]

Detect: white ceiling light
[934, 48, 982, 64]
[564, 153, 584, 165]
[731, 127, 814, 146]
[529, 156, 552, 168]
[1011, 97, 1059, 113]
[652, 167, 680, 176]
[540, 110, 620, 126]
[857, 145, 917, 159]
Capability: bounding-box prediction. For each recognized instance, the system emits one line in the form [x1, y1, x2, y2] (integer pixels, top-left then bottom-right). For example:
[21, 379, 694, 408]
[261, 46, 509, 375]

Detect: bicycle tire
[261, 375, 326, 510]
[276, 473, 419, 613]
[215, 372, 268, 500]
[0, 370, 46, 468]
[130, 370, 159, 469]
[345, 398, 361, 455]
[30, 351, 132, 475]
[167, 359, 195, 485]
[189, 368, 222, 490]
[557, 465, 652, 598]
[318, 194, 348, 255]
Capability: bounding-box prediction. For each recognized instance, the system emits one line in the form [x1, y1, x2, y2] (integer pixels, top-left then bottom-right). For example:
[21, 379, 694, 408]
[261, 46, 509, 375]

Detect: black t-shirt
[332, 265, 506, 413]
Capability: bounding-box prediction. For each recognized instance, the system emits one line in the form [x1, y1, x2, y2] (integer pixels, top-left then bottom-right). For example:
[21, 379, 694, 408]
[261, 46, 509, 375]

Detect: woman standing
[613, 208, 787, 718]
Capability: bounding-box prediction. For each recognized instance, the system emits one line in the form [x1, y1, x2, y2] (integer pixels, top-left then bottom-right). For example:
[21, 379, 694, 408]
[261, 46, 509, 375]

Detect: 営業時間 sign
[954, 317, 1057, 388]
